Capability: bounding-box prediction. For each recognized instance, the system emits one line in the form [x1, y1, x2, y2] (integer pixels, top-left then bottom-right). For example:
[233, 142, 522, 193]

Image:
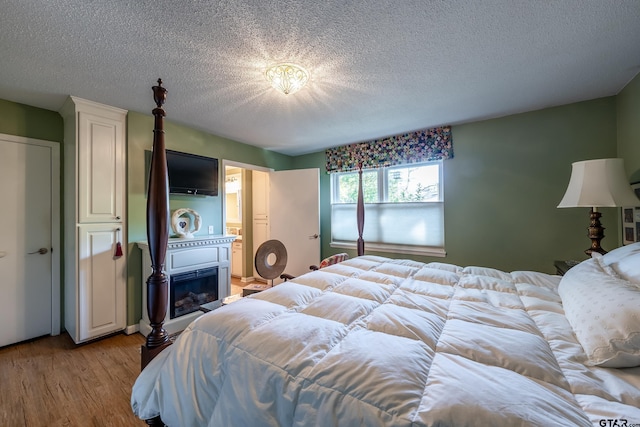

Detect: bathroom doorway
[222, 160, 321, 288]
[223, 161, 272, 285]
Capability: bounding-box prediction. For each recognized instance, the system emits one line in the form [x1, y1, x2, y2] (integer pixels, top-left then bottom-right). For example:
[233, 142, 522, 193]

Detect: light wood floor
[0, 332, 147, 426]
[0, 281, 259, 426]
[231, 276, 265, 296]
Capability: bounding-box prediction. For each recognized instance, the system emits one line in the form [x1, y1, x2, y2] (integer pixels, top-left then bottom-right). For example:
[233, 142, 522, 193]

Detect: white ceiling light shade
[265, 63, 309, 95]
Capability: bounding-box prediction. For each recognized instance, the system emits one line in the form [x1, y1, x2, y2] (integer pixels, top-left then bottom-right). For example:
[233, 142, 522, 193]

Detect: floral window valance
[326, 126, 453, 173]
[325, 126, 453, 173]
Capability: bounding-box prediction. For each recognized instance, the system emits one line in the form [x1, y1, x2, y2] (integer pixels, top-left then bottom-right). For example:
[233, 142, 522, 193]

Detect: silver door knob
[28, 248, 48, 255]
[309, 234, 319, 239]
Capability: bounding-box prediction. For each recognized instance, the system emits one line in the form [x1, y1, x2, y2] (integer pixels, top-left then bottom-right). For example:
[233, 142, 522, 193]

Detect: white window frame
[330, 161, 446, 257]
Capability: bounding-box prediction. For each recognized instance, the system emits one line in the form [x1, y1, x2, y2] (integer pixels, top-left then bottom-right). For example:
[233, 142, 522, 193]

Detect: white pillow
[558, 258, 640, 368]
[601, 241, 640, 264]
[601, 242, 640, 284]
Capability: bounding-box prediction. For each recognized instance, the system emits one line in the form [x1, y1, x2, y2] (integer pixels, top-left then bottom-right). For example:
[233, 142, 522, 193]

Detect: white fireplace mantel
[137, 235, 236, 336]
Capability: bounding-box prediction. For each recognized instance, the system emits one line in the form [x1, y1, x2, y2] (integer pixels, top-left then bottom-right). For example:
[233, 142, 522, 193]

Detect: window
[330, 161, 445, 256]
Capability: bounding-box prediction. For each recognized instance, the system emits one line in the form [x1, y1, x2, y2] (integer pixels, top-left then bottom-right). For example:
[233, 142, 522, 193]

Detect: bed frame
[139, 79, 365, 426]
[140, 79, 171, 426]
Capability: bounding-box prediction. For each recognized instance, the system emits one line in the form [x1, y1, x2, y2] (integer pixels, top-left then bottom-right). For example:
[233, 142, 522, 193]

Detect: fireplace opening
[170, 267, 218, 319]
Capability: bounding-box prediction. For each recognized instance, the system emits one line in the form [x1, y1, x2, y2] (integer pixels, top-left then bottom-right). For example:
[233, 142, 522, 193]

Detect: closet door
[0, 135, 59, 347]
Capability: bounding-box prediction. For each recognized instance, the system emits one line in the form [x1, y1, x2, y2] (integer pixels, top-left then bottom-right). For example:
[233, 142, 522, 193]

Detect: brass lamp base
[585, 207, 607, 256]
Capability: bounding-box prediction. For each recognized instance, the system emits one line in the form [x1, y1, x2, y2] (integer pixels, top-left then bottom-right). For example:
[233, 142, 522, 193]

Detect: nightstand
[554, 260, 580, 276]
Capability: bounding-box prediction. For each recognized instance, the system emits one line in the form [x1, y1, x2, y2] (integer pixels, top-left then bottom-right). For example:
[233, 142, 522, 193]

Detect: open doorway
[222, 160, 321, 296]
[223, 161, 272, 292]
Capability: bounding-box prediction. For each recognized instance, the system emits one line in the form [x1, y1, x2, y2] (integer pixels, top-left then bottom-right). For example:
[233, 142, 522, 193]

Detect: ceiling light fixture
[265, 63, 309, 95]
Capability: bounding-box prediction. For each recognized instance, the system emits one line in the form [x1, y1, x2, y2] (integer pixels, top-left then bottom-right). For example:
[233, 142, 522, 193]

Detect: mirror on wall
[225, 172, 242, 223]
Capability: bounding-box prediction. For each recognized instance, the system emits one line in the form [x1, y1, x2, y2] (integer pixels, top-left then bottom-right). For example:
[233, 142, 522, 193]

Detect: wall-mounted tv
[145, 149, 219, 196]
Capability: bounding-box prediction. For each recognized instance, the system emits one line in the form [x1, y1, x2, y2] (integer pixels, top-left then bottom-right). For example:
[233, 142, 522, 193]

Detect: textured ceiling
[1, 0, 639, 156]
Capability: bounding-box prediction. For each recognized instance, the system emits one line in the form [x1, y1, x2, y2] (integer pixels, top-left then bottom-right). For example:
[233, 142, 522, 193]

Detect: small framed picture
[622, 182, 640, 245]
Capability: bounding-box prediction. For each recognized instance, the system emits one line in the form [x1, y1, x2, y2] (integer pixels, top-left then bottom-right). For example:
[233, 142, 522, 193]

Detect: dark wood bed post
[356, 163, 365, 256]
[141, 79, 172, 373]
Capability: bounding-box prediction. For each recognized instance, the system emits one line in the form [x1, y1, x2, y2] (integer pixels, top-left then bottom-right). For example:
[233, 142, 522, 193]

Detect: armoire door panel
[78, 225, 126, 341]
[78, 111, 124, 223]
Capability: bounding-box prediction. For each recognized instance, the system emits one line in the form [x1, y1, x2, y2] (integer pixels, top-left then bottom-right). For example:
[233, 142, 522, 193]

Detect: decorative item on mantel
[171, 208, 202, 238]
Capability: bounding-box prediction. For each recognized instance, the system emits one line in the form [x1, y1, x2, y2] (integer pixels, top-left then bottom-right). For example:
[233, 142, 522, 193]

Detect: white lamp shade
[558, 158, 640, 208]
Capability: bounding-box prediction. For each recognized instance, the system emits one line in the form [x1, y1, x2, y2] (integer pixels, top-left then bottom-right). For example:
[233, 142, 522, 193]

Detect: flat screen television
[145, 149, 219, 196]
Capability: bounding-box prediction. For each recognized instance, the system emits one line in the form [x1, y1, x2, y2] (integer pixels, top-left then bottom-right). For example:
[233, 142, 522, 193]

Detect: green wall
[617, 72, 640, 182]
[0, 99, 64, 142]
[126, 111, 293, 325]
[440, 98, 617, 271]
[296, 97, 620, 274]
[0, 71, 638, 329]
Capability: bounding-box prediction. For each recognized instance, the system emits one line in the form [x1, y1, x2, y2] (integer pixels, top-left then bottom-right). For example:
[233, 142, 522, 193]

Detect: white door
[0, 135, 60, 347]
[269, 169, 321, 280]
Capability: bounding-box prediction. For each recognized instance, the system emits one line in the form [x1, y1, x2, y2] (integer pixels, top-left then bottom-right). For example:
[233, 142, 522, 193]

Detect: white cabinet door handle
[0, 251, 6, 258]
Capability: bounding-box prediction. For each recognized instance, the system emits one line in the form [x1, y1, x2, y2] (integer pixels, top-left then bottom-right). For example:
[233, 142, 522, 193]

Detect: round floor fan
[254, 239, 288, 286]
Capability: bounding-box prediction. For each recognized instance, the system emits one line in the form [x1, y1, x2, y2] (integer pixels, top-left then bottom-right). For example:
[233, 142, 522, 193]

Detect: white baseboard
[240, 276, 256, 283]
[124, 324, 140, 335]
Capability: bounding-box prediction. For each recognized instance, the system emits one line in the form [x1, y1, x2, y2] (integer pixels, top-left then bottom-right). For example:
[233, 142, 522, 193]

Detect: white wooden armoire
[60, 96, 127, 344]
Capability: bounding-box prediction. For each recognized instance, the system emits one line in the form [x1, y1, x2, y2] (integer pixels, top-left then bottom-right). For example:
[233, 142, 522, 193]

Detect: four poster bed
[132, 81, 640, 426]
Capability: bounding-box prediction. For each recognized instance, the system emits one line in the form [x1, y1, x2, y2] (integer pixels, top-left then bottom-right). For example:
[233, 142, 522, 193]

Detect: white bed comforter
[132, 256, 640, 426]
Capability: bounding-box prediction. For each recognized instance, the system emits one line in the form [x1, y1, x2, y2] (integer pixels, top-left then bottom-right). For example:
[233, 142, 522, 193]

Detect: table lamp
[558, 158, 640, 255]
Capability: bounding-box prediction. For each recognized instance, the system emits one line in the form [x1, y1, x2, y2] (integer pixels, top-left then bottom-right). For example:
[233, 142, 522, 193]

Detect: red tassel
[114, 241, 123, 258]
